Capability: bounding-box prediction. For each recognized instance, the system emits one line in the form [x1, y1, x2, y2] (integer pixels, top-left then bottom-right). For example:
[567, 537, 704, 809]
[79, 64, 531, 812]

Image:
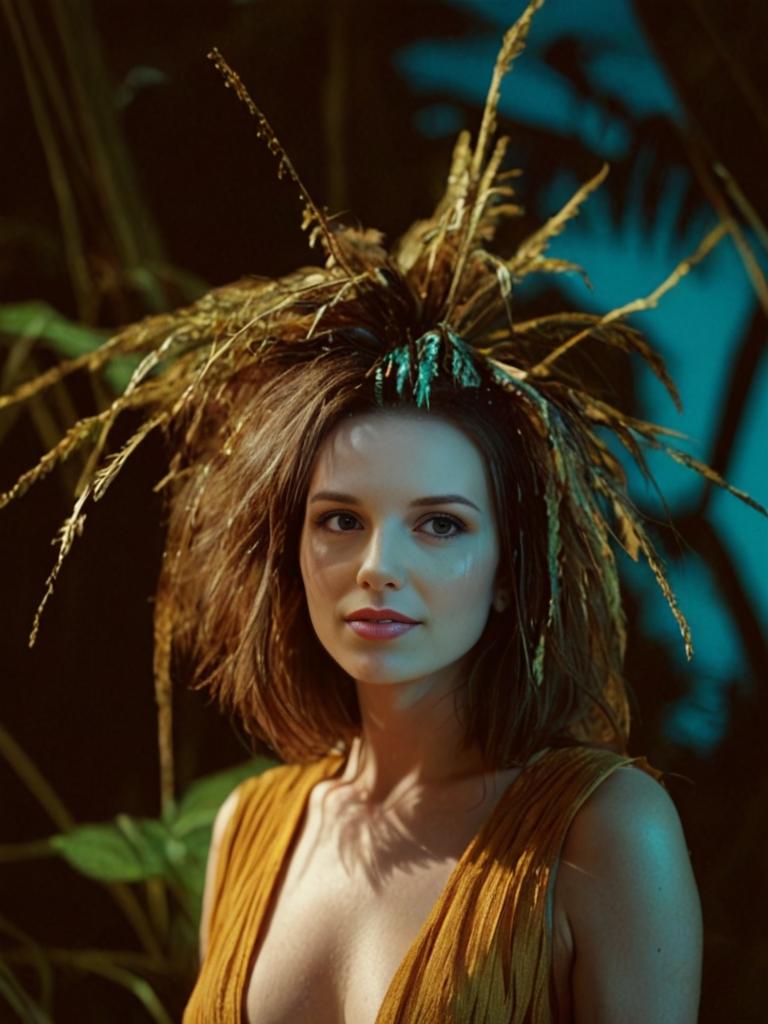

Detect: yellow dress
[182, 744, 664, 1023]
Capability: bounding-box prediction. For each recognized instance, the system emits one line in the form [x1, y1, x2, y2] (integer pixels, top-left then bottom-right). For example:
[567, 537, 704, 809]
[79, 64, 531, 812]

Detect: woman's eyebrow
[309, 490, 481, 512]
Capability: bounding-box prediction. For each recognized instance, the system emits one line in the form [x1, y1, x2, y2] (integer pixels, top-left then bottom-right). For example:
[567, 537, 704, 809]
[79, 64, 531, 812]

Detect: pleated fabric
[182, 744, 664, 1023]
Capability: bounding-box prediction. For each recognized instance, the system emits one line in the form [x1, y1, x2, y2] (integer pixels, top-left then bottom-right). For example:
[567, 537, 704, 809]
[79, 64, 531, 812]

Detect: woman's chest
[242, 785, 574, 1024]
[244, 838, 464, 1024]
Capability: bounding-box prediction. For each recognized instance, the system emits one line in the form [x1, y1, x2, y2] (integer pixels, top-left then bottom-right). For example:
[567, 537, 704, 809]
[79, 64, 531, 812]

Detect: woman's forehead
[310, 411, 492, 501]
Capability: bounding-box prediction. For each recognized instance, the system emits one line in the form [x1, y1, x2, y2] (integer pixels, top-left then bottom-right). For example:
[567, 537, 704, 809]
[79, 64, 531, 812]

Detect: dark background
[1, 0, 766, 1020]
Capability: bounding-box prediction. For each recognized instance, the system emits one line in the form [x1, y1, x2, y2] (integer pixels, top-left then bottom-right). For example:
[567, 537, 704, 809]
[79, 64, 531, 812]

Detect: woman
[3, 1, 761, 1019]
[178, 379, 703, 1023]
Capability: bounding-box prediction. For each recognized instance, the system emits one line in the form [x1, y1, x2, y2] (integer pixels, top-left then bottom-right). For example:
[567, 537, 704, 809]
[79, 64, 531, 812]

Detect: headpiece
[2, 0, 764, 790]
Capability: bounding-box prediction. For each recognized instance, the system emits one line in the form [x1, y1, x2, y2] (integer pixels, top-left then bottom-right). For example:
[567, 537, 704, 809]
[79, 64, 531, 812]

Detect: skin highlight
[299, 408, 512, 808]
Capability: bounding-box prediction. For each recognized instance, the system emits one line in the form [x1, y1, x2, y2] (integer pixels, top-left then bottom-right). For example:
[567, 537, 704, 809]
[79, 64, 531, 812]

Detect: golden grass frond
[531, 220, 728, 375]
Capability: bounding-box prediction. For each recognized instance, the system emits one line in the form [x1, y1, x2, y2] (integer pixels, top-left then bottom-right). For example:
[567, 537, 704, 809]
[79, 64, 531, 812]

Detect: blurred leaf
[635, 0, 768, 229]
[49, 819, 166, 883]
[47, 757, 276, 889]
[114, 65, 169, 110]
[162, 828, 208, 928]
[0, 302, 140, 393]
[166, 758, 277, 925]
[0, 301, 106, 356]
[171, 756, 276, 831]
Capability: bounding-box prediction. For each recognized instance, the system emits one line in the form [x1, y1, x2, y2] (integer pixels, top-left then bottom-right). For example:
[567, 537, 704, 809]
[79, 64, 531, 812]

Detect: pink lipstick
[346, 621, 419, 640]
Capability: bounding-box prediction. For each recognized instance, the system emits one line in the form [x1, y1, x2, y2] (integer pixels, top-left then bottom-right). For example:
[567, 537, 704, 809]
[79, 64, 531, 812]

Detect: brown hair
[165, 342, 631, 771]
[5, 8, 756, 796]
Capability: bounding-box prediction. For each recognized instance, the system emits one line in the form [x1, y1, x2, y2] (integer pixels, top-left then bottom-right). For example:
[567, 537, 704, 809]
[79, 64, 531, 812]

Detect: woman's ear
[493, 585, 510, 613]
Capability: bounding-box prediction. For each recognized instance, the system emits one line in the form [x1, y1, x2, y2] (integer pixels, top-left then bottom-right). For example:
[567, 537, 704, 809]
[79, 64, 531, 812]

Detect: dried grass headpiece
[2, 0, 764, 776]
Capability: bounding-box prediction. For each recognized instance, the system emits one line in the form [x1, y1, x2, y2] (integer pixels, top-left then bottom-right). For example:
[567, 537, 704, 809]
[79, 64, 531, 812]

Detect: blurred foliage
[0, 0, 765, 1019]
[0, 720, 276, 1022]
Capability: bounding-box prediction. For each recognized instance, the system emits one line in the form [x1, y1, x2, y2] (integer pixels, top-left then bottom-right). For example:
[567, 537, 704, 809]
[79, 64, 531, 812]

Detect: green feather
[414, 331, 441, 408]
[446, 328, 482, 389]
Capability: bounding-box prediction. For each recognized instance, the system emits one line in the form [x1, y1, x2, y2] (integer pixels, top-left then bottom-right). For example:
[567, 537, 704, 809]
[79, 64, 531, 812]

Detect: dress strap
[377, 745, 642, 1024]
[183, 753, 344, 1023]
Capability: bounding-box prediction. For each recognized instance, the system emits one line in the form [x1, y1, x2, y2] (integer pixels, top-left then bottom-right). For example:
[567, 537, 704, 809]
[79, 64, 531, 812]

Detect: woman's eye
[319, 512, 358, 533]
[315, 512, 466, 540]
[421, 515, 465, 539]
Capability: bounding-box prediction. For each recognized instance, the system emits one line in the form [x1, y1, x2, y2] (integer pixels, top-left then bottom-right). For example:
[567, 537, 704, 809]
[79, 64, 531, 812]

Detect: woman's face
[299, 409, 502, 689]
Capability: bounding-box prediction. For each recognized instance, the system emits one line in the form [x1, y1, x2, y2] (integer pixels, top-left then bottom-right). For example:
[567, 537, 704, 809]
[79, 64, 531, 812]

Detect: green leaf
[0, 301, 141, 393]
[0, 302, 106, 355]
[47, 759, 277, 892]
[160, 757, 278, 924]
[50, 817, 166, 883]
[115, 816, 170, 877]
[164, 834, 208, 921]
[171, 756, 276, 831]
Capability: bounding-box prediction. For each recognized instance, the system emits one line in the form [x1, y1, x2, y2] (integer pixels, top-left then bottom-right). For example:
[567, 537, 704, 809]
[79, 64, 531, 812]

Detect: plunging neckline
[240, 745, 555, 1024]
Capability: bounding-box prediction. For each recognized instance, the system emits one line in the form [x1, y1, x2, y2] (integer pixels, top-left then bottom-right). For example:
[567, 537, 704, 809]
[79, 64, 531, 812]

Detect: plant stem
[0, 721, 73, 831]
[0, 839, 54, 862]
[8, 947, 173, 1024]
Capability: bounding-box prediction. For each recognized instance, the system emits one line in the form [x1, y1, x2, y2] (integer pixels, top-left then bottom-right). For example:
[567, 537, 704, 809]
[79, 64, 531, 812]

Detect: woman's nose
[355, 525, 405, 589]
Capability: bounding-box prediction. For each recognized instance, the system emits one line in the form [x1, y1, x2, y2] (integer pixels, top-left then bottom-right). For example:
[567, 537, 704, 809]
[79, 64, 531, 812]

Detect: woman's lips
[346, 620, 420, 640]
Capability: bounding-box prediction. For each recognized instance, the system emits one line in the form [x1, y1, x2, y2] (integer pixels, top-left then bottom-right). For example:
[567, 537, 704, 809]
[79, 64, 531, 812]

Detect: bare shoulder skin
[558, 764, 703, 1023]
[198, 784, 243, 964]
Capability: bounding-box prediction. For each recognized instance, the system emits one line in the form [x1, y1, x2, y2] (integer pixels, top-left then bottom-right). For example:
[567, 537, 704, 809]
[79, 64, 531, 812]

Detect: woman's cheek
[439, 549, 497, 595]
[300, 533, 329, 590]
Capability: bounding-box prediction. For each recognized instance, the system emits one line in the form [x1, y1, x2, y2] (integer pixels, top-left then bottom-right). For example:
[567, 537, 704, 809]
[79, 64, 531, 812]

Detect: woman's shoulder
[208, 764, 280, 835]
[512, 743, 672, 857]
[554, 758, 702, 1020]
[204, 760, 309, 889]
[528, 740, 667, 788]
[566, 756, 674, 836]
[217, 751, 345, 828]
